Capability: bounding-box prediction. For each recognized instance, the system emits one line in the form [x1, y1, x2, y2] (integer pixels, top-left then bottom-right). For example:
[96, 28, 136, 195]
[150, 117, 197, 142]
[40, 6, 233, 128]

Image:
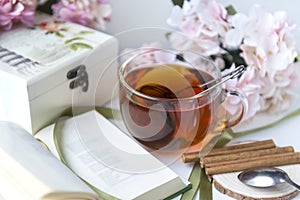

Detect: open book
[0, 121, 99, 200]
[0, 110, 190, 200]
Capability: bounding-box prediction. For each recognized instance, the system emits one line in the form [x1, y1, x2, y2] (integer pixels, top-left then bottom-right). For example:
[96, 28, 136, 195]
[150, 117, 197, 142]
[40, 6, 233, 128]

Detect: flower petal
[224, 29, 243, 48]
[167, 6, 183, 27]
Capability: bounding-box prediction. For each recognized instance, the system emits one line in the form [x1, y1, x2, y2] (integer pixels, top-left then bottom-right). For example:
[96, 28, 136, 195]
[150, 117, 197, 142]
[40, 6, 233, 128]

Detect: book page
[0, 121, 99, 200]
[54, 110, 187, 200]
[0, 164, 34, 200]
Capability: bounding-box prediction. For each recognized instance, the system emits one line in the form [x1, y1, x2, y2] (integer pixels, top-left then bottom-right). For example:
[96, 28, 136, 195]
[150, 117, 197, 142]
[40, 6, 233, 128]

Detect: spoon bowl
[238, 167, 300, 190]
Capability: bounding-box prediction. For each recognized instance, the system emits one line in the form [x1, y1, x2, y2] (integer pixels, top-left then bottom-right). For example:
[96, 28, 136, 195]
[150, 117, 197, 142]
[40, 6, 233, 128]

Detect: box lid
[0, 12, 116, 100]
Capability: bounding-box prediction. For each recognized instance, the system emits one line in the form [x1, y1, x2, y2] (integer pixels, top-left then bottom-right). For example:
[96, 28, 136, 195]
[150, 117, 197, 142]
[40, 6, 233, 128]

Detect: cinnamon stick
[201, 146, 294, 167]
[182, 139, 276, 163]
[182, 151, 201, 163]
[206, 139, 276, 156]
[205, 152, 300, 175]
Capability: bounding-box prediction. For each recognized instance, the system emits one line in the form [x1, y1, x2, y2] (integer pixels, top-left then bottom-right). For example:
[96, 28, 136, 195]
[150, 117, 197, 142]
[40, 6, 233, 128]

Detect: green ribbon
[195, 129, 234, 200]
[180, 163, 201, 200]
[199, 167, 212, 200]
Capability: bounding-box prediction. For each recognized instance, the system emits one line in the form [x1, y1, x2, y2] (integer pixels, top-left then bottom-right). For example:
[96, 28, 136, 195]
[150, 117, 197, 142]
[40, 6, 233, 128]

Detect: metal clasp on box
[67, 65, 89, 92]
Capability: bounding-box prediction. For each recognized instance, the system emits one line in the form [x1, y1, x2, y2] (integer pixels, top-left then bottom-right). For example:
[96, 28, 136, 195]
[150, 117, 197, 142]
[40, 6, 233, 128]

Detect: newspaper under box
[0, 13, 118, 134]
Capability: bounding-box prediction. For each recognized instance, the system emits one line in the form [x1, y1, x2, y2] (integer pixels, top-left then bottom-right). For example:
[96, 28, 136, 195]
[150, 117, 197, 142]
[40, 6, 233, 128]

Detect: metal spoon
[238, 167, 300, 190]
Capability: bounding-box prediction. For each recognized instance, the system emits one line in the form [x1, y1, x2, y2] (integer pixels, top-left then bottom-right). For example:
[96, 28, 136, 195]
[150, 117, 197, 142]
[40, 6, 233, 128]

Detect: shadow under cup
[119, 49, 240, 153]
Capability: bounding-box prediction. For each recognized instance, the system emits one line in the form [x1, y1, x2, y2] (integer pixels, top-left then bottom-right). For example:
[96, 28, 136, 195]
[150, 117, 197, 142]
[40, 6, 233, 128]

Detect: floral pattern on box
[0, 13, 104, 76]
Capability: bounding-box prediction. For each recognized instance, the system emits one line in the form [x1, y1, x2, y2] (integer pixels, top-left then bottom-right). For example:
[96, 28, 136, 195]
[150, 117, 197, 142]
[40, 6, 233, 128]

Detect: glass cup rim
[119, 48, 222, 102]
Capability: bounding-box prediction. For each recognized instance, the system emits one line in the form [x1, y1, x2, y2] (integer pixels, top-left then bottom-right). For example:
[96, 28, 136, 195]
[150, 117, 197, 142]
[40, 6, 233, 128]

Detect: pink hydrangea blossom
[167, 0, 299, 122]
[0, 0, 37, 31]
[236, 5, 298, 115]
[51, 0, 112, 30]
[167, 0, 229, 56]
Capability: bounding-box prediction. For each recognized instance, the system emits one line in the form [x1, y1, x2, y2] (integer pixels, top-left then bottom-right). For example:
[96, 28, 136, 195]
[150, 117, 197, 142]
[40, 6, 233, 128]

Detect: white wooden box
[0, 13, 118, 134]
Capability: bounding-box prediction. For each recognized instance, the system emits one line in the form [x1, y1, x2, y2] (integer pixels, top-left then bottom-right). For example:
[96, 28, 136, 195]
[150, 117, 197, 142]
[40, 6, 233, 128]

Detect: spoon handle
[283, 175, 300, 190]
[197, 65, 246, 96]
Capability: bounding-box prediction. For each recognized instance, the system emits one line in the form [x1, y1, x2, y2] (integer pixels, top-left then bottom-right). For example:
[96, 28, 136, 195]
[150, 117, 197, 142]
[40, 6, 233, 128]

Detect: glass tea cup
[118, 48, 248, 154]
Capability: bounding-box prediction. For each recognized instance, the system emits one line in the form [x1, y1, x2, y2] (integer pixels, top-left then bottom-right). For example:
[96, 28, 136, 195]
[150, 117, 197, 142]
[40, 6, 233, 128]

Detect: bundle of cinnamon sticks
[182, 139, 300, 176]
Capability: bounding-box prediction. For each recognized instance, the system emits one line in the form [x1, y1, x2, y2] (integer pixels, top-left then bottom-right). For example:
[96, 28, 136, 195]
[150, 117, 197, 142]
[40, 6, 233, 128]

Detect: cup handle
[224, 90, 249, 128]
[191, 90, 248, 157]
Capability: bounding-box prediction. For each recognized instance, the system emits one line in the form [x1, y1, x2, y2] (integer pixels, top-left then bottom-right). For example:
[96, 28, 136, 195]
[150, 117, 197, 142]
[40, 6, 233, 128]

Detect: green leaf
[79, 30, 94, 35]
[45, 31, 54, 35]
[60, 28, 69, 32]
[55, 31, 65, 38]
[296, 53, 300, 62]
[69, 42, 93, 51]
[64, 37, 84, 44]
[226, 5, 237, 15]
[172, 0, 184, 7]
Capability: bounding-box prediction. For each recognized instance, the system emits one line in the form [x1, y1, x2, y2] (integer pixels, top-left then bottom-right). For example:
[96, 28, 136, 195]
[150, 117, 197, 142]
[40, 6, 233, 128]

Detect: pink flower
[167, 1, 299, 122]
[51, 0, 112, 30]
[0, 0, 37, 31]
[167, 0, 229, 56]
